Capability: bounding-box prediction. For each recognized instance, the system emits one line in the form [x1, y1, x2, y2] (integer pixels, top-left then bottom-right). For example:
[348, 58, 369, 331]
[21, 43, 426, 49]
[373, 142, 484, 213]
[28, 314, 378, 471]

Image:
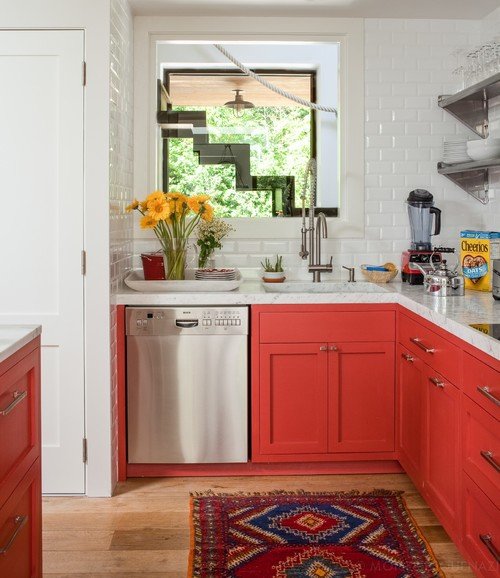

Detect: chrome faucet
[299, 159, 333, 282]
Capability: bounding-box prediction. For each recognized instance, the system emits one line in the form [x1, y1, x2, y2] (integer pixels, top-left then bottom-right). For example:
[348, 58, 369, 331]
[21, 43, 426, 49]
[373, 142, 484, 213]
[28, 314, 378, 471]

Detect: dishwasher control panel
[126, 306, 248, 336]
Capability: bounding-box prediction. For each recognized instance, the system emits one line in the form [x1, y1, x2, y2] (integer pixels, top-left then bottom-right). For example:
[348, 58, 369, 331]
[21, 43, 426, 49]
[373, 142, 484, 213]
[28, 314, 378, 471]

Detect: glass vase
[163, 238, 187, 280]
[198, 249, 215, 270]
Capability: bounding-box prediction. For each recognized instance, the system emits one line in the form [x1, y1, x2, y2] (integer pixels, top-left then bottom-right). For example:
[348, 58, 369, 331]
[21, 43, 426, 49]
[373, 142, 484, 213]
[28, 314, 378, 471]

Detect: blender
[401, 190, 450, 285]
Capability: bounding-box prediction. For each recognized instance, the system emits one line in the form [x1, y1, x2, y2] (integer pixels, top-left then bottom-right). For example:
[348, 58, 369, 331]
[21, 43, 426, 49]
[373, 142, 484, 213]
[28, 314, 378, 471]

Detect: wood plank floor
[42, 473, 474, 577]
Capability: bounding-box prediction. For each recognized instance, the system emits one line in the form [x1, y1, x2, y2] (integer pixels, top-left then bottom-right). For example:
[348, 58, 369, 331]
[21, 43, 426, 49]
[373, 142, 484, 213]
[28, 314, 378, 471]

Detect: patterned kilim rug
[188, 490, 443, 578]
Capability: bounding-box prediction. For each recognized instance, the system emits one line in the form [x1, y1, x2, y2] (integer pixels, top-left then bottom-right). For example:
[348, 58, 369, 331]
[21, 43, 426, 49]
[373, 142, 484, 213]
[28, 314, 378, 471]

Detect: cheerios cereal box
[460, 230, 500, 291]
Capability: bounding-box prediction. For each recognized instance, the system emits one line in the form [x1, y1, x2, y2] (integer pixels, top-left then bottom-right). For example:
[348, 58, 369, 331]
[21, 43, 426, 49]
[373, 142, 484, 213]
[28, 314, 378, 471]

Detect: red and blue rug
[188, 490, 443, 578]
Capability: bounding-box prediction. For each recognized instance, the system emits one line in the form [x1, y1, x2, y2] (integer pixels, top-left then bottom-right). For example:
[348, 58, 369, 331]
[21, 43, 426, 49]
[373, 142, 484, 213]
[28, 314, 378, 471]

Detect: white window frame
[134, 17, 364, 239]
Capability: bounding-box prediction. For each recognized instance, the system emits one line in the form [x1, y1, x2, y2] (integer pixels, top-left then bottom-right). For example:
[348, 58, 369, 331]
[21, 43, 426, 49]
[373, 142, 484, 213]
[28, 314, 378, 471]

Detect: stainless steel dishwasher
[126, 306, 248, 463]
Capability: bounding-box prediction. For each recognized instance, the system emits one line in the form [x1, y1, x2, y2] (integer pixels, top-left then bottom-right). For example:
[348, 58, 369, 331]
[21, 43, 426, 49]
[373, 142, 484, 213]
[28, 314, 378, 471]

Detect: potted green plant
[261, 255, 286, 283]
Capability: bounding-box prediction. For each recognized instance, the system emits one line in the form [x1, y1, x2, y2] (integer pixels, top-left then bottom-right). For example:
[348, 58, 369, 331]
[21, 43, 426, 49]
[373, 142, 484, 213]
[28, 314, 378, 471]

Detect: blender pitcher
[406, 190, 441, 251]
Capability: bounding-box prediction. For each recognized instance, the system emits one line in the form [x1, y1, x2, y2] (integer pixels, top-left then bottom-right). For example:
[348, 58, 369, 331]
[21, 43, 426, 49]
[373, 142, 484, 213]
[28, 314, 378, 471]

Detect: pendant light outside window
[224, 89, 255, 117]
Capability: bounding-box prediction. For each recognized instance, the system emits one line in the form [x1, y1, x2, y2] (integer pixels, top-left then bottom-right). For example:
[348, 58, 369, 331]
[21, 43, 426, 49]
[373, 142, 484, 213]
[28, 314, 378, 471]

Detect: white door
[0, 30, 85, 493]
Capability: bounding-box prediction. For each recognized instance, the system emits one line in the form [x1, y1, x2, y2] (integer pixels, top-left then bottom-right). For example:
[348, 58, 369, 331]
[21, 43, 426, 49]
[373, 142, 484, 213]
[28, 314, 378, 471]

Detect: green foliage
[167, 105, 311, 218]
[261, 255, 284, 272]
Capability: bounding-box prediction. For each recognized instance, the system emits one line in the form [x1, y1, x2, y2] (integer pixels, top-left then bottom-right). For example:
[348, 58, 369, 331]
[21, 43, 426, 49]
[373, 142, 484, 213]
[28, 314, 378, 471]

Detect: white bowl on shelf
[467, 138, 500, 161]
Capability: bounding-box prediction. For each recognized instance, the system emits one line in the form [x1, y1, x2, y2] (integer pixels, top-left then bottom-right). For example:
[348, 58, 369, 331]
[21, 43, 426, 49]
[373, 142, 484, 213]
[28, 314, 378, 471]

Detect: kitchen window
[136, 19, 364, 237]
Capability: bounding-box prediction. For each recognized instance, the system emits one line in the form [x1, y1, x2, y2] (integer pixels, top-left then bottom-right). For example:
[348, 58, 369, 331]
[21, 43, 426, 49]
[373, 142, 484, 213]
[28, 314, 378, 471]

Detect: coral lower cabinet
[397, 312, 461, 539]
[252, 305, 396, 462]
[461, 352, 500, 578]
[398, 311, 500, 577]
[0, 337, 42, 578]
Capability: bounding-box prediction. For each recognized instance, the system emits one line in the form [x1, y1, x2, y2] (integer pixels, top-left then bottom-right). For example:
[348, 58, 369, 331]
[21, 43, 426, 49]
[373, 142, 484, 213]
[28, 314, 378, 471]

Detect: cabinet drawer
[398, 314, 460, 384]
[463, 396, 500, 508]
[0, 459, 41, 578]
[0, 350, 40, 498]
[462, 474, 500, 578]
[463, 352, 500, 419]
[259, 311, 395, 343]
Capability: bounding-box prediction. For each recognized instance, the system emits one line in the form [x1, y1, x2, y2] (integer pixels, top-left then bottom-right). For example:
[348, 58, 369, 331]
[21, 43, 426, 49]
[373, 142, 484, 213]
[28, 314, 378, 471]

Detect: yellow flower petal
[125, 199, 139, 212]
[140, 215, 158, 229]
[146, 190, 166, 204]
[201, 204, 214, 222]
[147, 198, 171, 221]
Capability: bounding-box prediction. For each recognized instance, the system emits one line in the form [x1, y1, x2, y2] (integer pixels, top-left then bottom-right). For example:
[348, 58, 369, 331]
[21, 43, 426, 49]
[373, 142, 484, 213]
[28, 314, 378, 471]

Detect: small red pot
[141, 253, 165, 280]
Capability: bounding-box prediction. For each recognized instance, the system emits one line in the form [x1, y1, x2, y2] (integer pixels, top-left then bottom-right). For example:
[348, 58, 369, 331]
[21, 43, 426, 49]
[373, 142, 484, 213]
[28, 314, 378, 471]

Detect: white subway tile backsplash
[237, 241, 262, 253]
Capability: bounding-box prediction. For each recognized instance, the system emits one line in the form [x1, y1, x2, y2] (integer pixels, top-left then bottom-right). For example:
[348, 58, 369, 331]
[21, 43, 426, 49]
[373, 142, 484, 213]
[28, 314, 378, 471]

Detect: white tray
[124, 269, 243, 293]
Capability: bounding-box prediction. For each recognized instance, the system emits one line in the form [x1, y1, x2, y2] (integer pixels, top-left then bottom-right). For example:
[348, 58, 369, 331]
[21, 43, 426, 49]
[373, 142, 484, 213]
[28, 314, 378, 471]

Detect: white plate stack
[489, 95, 500, 138]
[442, 137, 470, 164]
[195, 267, 237, 281]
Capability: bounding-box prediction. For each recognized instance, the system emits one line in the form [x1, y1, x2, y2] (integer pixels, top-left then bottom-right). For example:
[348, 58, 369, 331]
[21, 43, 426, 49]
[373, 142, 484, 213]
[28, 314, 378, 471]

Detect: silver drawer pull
[0, 515, 28, 555]
[477, 386, 500, 407]
[328, 345, 338, 352]
[319, 345, 328, 352]
[410, 337, 435, 354]
[402, 353, 414, 363]
[429, 377, 445, 388]
[479, 534, 500, 563]
[480, 450, 500, 473]
[0, 390, 27, 417]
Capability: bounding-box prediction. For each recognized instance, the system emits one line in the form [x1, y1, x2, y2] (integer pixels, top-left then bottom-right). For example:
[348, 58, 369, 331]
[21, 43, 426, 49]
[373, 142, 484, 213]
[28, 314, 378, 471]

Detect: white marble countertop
[115, 280, 500, 360]
[0, 325, 41, 365]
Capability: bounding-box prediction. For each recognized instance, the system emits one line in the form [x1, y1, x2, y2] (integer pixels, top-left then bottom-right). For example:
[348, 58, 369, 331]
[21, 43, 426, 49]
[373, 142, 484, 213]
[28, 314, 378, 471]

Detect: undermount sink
[262, 281, 392, 293]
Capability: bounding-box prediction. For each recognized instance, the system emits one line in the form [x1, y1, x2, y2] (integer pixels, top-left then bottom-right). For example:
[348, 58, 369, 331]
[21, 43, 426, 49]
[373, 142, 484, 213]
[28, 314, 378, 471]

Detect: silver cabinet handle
[479, 534, 500, 563]
[328, 345, 338, 352]
[480, 450, 500, 473]
[410, 337, 435, 354]
[0, 515, 28, 555]
[429, 377, 445, 388]
[402, 353, 414, 363]
[319, 345, 328, 351]
[0, 390, 27, 417]
[477, 386, 500, 407]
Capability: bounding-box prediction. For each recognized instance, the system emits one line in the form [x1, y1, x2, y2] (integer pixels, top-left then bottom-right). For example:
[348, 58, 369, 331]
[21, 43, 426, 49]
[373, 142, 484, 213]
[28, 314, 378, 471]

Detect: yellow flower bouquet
[126, 191, 213, 280]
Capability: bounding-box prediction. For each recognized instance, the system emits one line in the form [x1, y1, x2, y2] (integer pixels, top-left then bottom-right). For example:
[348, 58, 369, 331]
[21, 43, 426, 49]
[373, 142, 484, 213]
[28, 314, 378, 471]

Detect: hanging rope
[213, 44, 338, 116]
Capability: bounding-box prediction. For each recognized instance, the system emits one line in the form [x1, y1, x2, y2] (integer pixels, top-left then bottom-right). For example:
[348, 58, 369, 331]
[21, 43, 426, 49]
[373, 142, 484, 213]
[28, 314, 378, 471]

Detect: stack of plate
[442, 138, 470, 164]
[195, 267, 237, 281]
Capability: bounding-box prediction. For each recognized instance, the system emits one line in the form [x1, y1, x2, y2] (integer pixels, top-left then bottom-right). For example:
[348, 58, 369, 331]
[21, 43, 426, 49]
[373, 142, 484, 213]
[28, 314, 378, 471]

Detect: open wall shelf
[438, 72, 500, 204]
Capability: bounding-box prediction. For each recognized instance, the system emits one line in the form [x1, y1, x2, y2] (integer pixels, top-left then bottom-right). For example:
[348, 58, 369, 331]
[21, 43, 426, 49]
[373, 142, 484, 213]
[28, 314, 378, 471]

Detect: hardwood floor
[42, 473, 474, 577]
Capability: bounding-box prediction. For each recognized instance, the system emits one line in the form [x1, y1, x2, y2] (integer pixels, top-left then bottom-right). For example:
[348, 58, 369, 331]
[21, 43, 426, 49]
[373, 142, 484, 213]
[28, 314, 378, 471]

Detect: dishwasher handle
[176, 320, 199, 328]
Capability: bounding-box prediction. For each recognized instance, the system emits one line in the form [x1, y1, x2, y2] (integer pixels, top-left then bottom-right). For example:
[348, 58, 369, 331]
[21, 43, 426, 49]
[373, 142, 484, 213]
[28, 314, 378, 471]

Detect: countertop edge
[113, 285, 500, 361]
[0, 325, 42, 365]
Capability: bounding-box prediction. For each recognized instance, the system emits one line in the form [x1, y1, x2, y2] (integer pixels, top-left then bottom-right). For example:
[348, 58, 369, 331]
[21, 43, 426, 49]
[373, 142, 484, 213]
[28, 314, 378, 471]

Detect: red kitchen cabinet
[0, 336, 41, 578]
[397, 345, 425, 489]
[253, 306, 396, 462]
[423, 365, 460, 538]
[328, 342, 395, 453]
[259, 343, 329, 455]
[0, 460, 41, 578]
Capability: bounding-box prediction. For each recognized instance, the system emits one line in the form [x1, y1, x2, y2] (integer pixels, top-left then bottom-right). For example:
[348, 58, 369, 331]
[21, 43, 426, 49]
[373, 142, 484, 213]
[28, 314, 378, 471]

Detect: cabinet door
[423, 367, 460, 536]
[397, 345, 425, 489]
[0, 459, 41, 578]
[259, 343, 328, 456]
[328, 342, 395, 453]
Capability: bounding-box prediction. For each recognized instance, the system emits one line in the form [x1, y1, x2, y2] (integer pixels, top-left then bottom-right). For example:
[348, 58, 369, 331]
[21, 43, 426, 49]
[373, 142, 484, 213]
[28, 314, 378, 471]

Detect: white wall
[0, 0, 113, 496]
[109, 0, 134, 491]
[133, 15, 499, 278]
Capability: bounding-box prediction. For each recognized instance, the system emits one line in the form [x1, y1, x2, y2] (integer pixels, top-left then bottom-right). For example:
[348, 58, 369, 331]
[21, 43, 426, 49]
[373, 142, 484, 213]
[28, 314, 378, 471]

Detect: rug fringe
[190, 488, 404, 498]
[400, 495, 446, 578]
